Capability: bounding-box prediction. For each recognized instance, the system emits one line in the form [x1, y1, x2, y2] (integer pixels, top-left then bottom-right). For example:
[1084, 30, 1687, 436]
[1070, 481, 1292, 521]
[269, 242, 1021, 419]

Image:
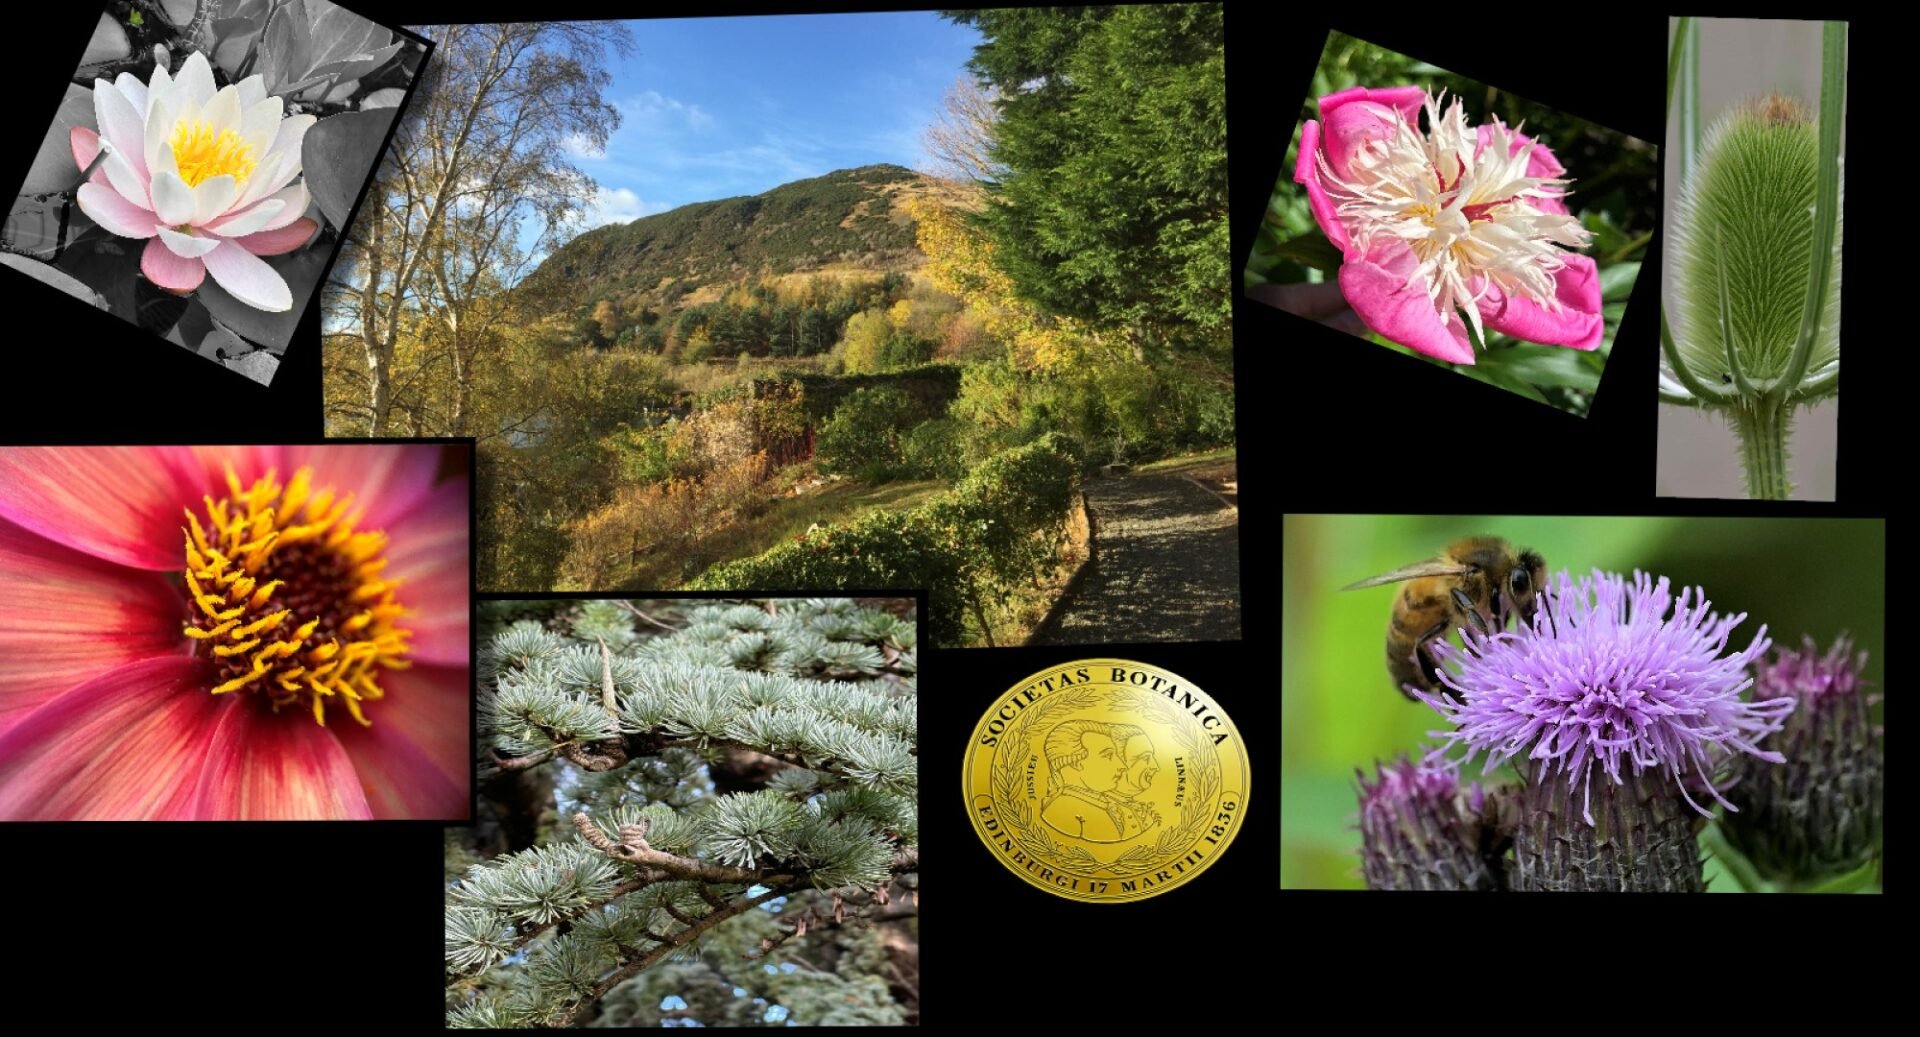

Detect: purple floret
[1419, 569, 1796, 825]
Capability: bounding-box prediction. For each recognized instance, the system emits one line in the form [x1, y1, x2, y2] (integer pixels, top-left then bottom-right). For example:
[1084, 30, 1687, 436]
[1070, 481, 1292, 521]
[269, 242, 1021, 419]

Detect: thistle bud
[1720, 637, 1882, 883]
[1356, 757, 1502, 891]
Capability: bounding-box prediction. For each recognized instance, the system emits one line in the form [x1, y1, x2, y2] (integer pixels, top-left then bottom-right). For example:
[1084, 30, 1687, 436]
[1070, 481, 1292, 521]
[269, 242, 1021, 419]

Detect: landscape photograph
[322, 7, 1236, 647]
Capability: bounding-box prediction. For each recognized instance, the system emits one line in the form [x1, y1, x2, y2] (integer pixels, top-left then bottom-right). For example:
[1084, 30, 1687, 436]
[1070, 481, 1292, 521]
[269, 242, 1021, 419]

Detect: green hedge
[689, 434, 1080, 644]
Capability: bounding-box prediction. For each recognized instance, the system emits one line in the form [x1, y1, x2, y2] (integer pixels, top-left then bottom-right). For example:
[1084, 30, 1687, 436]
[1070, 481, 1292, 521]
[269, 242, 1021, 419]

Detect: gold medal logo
[964, 659, 1249, 902]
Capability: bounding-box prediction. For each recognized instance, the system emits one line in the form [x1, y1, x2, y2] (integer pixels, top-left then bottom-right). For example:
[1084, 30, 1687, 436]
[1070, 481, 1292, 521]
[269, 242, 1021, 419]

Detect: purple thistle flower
[1418, 569, 1796, 826]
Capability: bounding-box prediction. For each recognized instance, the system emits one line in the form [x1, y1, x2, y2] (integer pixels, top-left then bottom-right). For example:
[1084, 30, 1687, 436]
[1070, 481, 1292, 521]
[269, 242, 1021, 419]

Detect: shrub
[689, 434, 1080, 645]
[900, 418, 966, 481]
[815, 386, 921, 481]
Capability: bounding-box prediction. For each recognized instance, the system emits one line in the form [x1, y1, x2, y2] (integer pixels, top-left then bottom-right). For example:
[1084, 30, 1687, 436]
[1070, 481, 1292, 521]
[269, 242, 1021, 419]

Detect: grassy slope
[616, 476, 950, 589]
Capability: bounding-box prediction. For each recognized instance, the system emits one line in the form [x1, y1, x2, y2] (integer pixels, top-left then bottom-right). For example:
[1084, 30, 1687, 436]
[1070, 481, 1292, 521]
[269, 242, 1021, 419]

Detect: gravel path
[1027, 471, 1242, 644]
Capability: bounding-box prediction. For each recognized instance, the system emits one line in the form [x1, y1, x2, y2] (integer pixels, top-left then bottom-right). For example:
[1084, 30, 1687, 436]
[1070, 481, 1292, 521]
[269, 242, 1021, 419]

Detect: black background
[0, 0, 1890, 1029]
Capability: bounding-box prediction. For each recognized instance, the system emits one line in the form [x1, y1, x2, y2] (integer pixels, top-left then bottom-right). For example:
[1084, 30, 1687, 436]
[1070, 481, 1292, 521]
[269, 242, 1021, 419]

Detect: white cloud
[562, 133, 606, 159]
[582, 185, 672, 228]
[621, 90, 714, 132]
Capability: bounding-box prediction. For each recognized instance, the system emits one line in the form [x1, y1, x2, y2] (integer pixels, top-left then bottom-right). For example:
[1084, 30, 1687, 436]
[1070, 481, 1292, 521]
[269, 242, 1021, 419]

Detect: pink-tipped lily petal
[232, 216, 318, 257]
[98, 144, 152, 214]
[1294, 120, 1350, 253]
[141, 236, 207, 292]
[201, 239, 292, 312]
[157, 225, 222, 259]
[92, 76, 149, 182]
[0, 656, 223, 820]
[112, 71, 148, 120]
[68, 126, 110, 186]
[1339, 238, 1476, 364]
[75, 182, 159, 238]
[377, 477, 470, 666]
[1477, 253, 1606, 350]
[0, 446, 214, 570]
[330, 663, 472, 820]
[204, 198, 285, 238]
[0, 518, 187, 734]
[192, 702, 375, 820]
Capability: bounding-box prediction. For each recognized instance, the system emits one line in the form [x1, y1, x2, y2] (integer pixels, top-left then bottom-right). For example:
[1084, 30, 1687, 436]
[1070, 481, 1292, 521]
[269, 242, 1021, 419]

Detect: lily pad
[0, 252, 108, 308]
[81, 14, 130, 66]
[302, 107, 397, 230]
[224, 349, 280, 385]
[19, 84, 95, 196]
[3, 196, 89, 258]
[159, 0, 198, 26]
[361, 88, 406, 109]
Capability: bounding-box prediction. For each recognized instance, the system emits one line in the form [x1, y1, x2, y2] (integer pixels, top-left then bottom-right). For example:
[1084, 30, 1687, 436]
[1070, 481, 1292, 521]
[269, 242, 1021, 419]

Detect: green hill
[523, 164, 940, 313]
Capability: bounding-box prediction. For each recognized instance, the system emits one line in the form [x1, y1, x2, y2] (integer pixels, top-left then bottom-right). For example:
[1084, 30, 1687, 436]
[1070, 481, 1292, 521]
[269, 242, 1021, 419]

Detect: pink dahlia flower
[1295, 86, 1602, 363]
[0, 445, 470, 820]
[69, 50, 318, 312]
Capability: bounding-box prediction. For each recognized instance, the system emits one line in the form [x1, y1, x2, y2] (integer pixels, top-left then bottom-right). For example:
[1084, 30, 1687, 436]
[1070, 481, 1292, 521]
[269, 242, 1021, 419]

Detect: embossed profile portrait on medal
[965, 659, 1249, 902]
[1040, 721, 1161, 843]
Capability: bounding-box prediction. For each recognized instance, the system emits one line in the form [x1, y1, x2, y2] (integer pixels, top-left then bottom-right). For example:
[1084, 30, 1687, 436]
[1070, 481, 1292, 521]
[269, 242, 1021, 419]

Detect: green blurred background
[1246, 32, 1659, 415]
[1280, 514, 1885, 890]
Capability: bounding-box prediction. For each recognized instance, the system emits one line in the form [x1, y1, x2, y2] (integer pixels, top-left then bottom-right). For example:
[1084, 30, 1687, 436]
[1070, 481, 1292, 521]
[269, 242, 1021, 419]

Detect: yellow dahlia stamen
[183, 466, 411, 726]
[168, 118, 259, 188]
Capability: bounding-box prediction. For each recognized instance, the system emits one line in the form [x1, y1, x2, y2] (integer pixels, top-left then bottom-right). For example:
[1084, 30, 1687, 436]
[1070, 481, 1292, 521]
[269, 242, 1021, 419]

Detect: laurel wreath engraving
[988, 685, 1222, 878]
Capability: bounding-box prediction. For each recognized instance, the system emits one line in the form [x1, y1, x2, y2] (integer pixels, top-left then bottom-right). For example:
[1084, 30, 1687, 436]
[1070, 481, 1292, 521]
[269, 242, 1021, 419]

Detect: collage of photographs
[0, 0, 1882, 1030]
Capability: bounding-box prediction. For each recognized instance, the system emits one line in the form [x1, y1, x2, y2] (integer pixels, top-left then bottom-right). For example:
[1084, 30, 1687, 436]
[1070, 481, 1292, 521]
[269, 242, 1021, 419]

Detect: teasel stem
[1733, 395, 1793, 500]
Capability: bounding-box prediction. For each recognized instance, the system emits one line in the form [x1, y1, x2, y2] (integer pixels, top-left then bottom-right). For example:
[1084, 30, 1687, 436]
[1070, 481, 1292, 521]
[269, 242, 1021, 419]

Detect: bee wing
[1341, 560, 1473, 590]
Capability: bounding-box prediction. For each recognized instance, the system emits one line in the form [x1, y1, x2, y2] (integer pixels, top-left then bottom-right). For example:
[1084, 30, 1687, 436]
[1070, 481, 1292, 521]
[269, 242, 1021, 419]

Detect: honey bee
[1342, 536, 1546, 700]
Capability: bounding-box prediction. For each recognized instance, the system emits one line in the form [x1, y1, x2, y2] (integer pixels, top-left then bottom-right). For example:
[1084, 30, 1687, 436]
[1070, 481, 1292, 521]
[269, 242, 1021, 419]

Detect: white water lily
[69, 50, 317, 312]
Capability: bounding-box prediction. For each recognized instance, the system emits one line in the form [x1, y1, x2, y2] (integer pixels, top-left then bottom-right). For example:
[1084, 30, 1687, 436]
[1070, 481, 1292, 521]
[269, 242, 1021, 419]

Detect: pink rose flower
[0, 445, 469, 820]
[1295, 86, 1603, 364]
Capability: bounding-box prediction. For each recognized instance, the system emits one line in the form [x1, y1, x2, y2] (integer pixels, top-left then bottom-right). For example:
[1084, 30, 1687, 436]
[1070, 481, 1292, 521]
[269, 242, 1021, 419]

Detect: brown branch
[570, 812, 774, 885]
[556, 885, 788, 1027]
[613, 600, 683, 632]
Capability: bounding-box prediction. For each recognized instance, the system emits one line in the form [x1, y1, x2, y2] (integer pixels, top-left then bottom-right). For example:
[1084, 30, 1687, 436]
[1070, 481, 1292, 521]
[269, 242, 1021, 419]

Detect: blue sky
[566, 12, 983, 230]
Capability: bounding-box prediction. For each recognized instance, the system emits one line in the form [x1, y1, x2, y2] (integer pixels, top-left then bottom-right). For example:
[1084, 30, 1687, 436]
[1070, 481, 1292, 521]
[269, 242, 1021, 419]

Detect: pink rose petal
[1338, 238, 1476, 364]
[1476, 253, 1606, 351]
[141, 236, 207, 292]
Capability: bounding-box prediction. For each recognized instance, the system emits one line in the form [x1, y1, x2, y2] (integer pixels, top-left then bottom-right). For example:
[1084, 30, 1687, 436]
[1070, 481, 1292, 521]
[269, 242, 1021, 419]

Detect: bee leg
[1450, 589, 1489, 634]
[1411, 621, 1449, 697]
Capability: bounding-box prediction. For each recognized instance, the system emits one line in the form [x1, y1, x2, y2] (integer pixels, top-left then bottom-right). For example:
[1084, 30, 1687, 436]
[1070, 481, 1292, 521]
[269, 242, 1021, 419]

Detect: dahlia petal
[0, 656, 222, 820]
[329, 663, 472, 820]
[142, 236, 207, 292]
[1339, 238, 1476, 364]
[157, 225, 221, 259]
[201, 239, 292, 312]
[99, 143, 152, 213]
[231, 217, 319, 257]
[0, 518, 187, 734]
[114, 71, 148, 117]
[93, 77, 149, 181]
[176, 50, 216, 108]
[192, 701, 375, 820]
[378, 477, 470, 667]
[75, 182, 159, 238]
[1321, 99, 1406, 181]
[1476, 254, 1605, 351]
[190, 173, 239, 227]
[150, 168, 194, 226]
[1319, 85, 1426, 123]
[287, 444, 443, 534]
[68, 126, 109, 185]
[1293, 119, 1350, 253]
[0, 446, 214, 569]
[204, 198, 285, 238]
[238, 96, 284, 166]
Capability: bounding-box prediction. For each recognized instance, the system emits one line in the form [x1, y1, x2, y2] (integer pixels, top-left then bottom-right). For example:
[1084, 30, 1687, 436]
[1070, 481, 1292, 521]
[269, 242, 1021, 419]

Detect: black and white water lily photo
[3, 0, 427, 384]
